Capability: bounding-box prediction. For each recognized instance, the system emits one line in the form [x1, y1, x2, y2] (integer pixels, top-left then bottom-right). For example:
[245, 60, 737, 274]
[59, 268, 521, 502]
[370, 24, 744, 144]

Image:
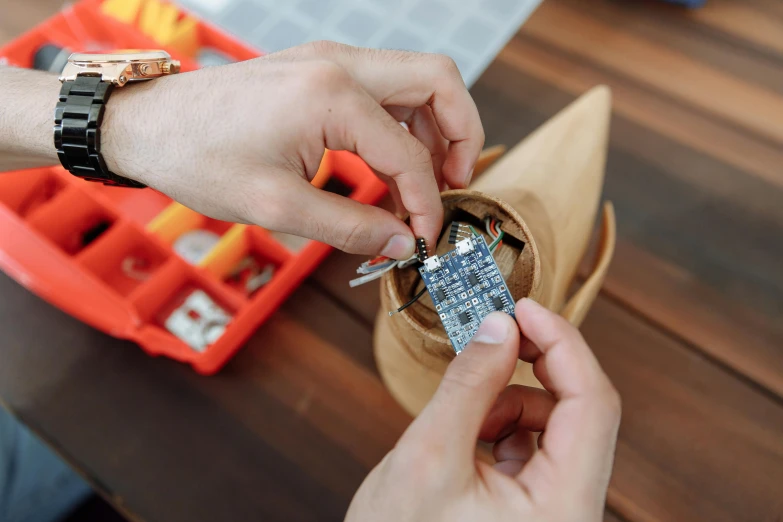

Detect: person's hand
[346, 298, 621, 522]
[100, 42, 484, 259]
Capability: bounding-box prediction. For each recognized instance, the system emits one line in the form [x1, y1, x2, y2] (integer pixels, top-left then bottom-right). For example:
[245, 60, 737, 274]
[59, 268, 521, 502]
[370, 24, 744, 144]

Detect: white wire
[350, 263, 395, 287]
[357, 260, 396, 275]
[350, 253, 418, 287]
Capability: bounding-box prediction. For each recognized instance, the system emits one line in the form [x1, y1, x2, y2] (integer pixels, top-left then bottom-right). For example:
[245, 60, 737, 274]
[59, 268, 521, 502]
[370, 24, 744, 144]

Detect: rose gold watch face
[60, 50, 180, 85]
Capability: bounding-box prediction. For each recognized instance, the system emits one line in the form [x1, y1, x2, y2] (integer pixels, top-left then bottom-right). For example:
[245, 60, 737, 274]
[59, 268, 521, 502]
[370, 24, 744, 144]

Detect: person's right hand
[346, 298, 621, 522]
[100, 42, 484, 259]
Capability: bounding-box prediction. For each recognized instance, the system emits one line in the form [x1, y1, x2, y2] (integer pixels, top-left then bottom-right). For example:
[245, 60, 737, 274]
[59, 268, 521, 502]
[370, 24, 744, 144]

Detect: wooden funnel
[374, 86, 617, 416]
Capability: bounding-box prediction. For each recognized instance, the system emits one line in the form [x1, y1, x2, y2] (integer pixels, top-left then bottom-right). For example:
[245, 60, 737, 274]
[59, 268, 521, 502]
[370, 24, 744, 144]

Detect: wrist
[0, 68, 61, 170]
[100, 78, 163, 186]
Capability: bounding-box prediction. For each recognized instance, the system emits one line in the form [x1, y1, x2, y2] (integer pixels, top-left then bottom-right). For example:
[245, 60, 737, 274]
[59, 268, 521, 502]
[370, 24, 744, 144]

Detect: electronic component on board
[448, 222, 460, 244]
[448, 222, 472, 244]
[419, 235, 515, 354]
[423, 255, 441, 272]
[416, 237, 428, 262]
[456, 237, 474, 255]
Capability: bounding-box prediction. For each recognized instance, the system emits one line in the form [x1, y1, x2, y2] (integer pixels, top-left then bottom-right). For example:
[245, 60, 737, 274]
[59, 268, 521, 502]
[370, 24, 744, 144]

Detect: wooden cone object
[374, 86, 617, 416]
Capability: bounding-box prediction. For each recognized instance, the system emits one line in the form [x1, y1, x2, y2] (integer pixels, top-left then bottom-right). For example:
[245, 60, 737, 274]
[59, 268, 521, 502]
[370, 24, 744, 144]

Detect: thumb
[402, 312, 520, 462]
[276, 181, 416, 259]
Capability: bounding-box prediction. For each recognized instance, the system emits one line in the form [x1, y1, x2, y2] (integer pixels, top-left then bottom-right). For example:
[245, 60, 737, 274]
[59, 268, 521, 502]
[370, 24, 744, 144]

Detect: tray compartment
[128, 257, 241, 353]
[86, 183, 173, 228]
[146, 202, 234, 264]
[77, 221, 171, 296]
[0, 168, 69, 218]
[200, 224, 291, 297]
[27, 187, 116, 255]
[0, 0, 388, 373]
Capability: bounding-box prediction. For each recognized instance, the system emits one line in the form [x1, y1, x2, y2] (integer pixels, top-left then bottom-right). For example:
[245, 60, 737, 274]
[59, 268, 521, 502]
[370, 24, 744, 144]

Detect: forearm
[0, 67, 61, 171]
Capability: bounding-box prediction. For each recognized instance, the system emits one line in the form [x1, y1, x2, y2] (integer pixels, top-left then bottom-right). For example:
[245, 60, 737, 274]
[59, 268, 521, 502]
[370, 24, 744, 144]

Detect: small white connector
[456, 238, 474, 255]
[424, 255, 442, 272]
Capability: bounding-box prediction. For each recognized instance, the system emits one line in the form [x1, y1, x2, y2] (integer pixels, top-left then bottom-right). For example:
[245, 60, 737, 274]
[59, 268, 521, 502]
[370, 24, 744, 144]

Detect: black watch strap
[54, 76, 146, 188]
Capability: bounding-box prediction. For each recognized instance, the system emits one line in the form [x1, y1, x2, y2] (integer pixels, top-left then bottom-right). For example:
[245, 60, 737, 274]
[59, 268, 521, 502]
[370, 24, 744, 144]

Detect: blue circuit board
[419, 235, 515, 354]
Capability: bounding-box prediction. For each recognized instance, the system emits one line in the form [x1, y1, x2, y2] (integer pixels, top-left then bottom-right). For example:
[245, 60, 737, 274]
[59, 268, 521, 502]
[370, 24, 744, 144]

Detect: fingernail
[464, 167, 474, 186]
[381, 234, 415, 260]
[472, 313, 509, 344]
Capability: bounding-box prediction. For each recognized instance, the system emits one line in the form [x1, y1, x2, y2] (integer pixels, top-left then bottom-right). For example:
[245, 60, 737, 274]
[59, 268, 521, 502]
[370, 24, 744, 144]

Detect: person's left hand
[101, 42, 484, 257]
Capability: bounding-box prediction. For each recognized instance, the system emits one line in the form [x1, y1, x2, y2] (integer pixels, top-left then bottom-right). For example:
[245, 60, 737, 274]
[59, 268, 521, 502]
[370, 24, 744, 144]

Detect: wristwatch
[54, 50, 180, 188]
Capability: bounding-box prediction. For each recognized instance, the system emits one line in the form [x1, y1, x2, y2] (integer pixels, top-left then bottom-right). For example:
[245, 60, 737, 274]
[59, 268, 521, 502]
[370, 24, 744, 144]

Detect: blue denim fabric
[0, 407, 91, 522]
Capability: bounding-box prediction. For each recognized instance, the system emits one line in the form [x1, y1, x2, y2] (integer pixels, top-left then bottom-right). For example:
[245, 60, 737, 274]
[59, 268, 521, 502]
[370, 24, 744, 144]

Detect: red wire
[368, 256, 389, 266]
[490, 219, 503, 249]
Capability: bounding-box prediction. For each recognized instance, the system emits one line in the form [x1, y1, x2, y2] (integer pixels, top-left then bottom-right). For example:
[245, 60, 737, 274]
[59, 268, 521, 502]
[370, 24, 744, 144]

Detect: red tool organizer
[0, 0, 387, 374]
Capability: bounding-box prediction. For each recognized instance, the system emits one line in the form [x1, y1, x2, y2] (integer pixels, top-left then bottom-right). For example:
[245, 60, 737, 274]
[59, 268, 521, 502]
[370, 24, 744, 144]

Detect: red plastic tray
[0, 1, 386, 374]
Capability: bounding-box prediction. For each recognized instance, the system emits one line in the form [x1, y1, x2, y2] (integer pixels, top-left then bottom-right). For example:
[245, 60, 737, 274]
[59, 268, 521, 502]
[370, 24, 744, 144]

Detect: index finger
[295, 42, 485, 188]
[322, 73, 443, 246]
[513, 298, 621, 501]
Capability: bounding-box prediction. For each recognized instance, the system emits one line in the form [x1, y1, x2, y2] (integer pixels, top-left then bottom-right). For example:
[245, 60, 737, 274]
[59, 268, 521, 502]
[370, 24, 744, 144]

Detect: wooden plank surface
[0, 273, 409, 522]
[2, 1, 783, 521]
[586, 298, 783, 522]
[604, 511, 627, 522]
[523, 1, 783, 146]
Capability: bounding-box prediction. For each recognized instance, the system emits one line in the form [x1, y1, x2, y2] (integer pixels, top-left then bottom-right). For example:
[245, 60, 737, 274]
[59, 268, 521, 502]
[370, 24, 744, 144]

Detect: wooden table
[2, 1, 783, 521]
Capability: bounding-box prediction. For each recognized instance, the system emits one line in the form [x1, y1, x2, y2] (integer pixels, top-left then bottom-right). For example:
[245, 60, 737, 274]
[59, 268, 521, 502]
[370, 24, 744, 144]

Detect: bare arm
[0, 43, 486, 258]
[0, 67, 61, 172]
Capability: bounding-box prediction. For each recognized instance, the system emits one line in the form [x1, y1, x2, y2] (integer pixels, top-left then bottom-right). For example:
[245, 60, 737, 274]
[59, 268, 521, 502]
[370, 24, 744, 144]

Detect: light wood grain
[472, 85, 613, 313]
[374, 86, 615, 416]
[471, 144, 506, 178]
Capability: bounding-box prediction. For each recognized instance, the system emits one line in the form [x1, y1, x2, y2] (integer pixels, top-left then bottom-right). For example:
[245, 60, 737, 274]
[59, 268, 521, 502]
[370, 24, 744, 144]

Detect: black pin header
[416, 237, 428, 262]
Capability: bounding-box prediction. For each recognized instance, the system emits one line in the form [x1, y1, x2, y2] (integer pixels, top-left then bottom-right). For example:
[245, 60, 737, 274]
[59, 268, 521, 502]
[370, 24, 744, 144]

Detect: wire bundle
[485, 217, 505, 251]
[351, 220, 505, 313]
[349, 254, 419, 288]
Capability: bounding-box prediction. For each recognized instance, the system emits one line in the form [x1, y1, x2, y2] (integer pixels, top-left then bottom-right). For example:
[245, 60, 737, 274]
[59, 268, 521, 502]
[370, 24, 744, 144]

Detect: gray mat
[178, 0, 542, 86]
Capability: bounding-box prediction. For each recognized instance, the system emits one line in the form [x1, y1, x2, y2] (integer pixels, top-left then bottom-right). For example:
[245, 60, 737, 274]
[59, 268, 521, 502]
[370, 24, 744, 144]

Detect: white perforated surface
[177, 0, 542, 86]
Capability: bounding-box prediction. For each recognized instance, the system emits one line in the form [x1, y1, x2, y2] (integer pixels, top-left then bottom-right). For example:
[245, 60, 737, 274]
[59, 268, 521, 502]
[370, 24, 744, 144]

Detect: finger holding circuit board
[419, 233, 515, 354]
